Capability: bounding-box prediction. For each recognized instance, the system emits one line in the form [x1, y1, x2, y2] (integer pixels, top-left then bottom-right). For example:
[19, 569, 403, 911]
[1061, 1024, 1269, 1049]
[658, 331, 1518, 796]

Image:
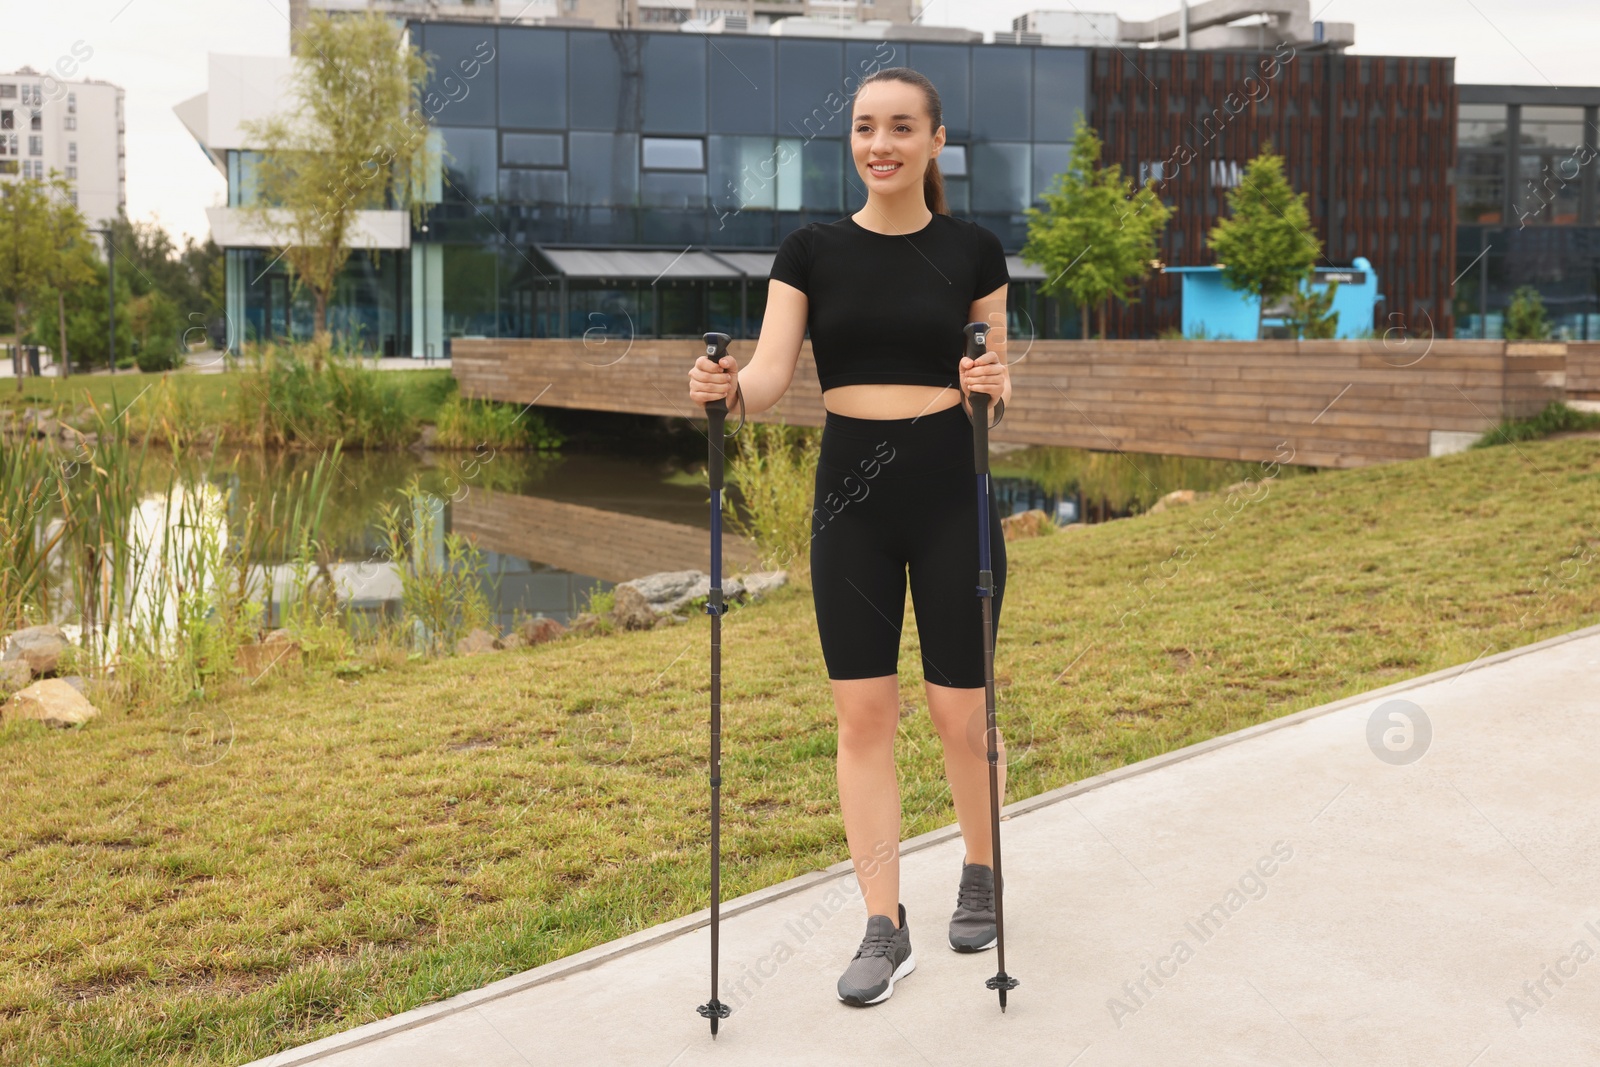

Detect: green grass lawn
[2, 435, 1598, 1066]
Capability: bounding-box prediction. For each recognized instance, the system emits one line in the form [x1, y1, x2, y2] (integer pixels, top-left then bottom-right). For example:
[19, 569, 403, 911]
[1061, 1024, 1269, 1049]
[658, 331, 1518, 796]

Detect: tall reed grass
[230, 341, 412, 450]
[432, 390, 566, 451]
[722, 419, 821, 577]
[377, 476, 492, 656]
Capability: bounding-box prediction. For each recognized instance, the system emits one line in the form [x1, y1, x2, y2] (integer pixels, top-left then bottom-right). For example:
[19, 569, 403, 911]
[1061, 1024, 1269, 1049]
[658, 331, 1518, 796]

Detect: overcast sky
[3, 0, 1594, 244]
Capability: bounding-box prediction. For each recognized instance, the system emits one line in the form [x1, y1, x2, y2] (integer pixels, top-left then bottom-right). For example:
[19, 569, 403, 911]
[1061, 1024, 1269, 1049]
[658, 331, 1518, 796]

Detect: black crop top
[767, 213, 1010, 393]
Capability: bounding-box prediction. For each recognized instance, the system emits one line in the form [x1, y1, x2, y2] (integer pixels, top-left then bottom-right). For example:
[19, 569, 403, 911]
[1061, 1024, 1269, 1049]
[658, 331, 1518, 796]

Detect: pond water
[31, 422, 1293, 635]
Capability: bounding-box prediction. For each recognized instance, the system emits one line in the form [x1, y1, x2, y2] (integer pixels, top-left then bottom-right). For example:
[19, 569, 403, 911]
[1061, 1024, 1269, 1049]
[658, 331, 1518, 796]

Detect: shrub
[723, 419, 821, 575]
[432, 390, 566, 451]
[1504, 286, 1552, 341]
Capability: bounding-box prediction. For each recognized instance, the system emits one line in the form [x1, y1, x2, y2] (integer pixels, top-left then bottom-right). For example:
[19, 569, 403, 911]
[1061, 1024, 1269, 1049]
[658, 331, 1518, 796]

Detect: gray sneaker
[948, 862, 1001, 952]
[836, 903, 915, 1006]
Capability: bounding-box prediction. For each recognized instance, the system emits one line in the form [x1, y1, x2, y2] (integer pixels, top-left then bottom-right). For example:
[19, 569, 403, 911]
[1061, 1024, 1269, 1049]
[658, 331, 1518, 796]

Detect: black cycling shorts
[808, 401, 1005, 689]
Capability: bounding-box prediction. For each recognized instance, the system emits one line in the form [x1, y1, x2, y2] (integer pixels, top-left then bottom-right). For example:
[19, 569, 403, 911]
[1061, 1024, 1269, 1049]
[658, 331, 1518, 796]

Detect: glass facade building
[228, 22, 1530, 346]
[1454, 85, 1600, 339]
[230, 22, 1089, 353]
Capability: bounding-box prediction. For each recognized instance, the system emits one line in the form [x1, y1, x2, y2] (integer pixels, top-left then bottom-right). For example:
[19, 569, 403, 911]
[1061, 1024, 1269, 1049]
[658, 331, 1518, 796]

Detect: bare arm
[687, 278, 808, 415]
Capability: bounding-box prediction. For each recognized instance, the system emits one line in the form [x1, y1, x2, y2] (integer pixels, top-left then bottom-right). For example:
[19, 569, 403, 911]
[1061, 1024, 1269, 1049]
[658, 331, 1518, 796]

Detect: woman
[687, 66, 1012, 1008]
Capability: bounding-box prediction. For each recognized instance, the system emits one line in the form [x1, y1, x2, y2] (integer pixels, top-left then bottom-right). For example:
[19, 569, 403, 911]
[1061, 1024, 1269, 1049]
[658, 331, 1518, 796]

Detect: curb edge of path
[246, 619, 1600, 1067]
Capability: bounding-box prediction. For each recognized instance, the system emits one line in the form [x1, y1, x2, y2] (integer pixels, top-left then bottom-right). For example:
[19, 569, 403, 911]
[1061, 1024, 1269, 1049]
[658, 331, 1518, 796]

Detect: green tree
[1285, 279, 1341, 340]
[1504, 285, 1551, 340]
[243, 10, 434, 360]
[1207, 145, 1323, 339]
[37, 173, 99, 377]
[0, 177, 55, 391]
[1022, 114, 1173, 339]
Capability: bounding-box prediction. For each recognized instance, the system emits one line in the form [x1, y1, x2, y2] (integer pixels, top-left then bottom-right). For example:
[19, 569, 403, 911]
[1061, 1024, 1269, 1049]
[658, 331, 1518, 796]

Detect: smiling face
[850, 78, 944, 196]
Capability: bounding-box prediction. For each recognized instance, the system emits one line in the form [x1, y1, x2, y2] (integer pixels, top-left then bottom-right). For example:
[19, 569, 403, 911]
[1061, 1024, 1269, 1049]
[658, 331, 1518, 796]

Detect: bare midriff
[822, 383, 964, 420]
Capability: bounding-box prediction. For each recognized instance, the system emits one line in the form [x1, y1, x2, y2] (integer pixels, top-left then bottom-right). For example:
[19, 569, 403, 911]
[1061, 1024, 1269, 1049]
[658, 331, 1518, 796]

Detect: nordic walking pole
[696, 331, 735, 1036]
[964, 321, 1019, 1012]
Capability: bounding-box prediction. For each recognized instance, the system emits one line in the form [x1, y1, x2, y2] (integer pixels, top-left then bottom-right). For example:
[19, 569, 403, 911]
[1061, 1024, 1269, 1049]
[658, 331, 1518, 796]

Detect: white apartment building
[0, 66, 126, 225]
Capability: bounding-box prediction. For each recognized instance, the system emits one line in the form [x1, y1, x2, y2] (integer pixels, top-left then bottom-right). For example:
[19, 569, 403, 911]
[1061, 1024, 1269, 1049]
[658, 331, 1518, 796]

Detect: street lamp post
[88, 227, 116, 375]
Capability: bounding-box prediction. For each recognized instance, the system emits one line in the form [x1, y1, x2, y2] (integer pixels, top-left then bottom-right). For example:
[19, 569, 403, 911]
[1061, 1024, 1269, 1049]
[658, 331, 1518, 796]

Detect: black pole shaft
[964, 322, 1019, 1012]
[697, 331, 734, 1036]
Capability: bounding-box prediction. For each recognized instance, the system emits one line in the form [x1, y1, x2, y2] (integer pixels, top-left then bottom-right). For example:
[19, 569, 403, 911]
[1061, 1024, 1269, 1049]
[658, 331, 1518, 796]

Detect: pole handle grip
[963, 322, 991, 476]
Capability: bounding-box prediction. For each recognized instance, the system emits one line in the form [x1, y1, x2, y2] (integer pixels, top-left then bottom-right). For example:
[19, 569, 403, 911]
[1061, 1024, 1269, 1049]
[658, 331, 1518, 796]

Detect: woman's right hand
[689, 353, 740, 409]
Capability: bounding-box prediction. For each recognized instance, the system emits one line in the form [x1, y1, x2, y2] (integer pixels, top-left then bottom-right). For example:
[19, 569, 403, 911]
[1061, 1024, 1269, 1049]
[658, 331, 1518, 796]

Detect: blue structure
[1163, 258, 1380, 339]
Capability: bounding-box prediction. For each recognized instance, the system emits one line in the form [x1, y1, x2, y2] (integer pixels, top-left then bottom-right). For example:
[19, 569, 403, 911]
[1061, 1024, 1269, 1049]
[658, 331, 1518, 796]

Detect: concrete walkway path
[246, 623, 1600, 1067]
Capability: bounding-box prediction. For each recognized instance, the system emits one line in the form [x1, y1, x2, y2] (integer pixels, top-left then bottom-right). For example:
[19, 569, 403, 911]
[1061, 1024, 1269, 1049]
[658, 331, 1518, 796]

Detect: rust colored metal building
[1088, 45, 1458, 339]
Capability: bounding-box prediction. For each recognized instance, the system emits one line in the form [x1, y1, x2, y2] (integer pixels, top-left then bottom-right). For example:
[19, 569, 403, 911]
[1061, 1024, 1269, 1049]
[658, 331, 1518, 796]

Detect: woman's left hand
[959, 351, 1011, 424]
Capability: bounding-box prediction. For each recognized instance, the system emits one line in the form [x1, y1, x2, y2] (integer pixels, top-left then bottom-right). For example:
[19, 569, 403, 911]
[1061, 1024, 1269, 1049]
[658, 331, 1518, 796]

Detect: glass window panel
[642, 171, 707, 209]
[503, 132, 563, 167]
[643, 34, 706, 133]
[710, 134, 778, 212]
[939, 143, 967, 177]
[1031, 143, 1070, 202]
[1522, 106, 1586, 122]
[972, 142, 1030, 212]
[1459, 151, 1506, 180]
[710, 38, 775, 134]
[1459, 102, 1506, 147]
[570, 30, 637, 131]
[570, 131, 638, 206]
[497, 28, 566, 128]
[777, 136, 803, 211]
[569, 282, 648, 340]
[778, 40, 846, 140]
[1032, 47, 1086, 142]
[801, 138, 842, 212]
[418, 23, 497, 127]
[442, 244, 498, 338]
[659, 280, 708, 338]
[1516, 153, 1580, 224]
[1457, 178, 1504, 224]
[438, 126, 497, 201]
[642, 137, 704, 170]
[944, 176, 969, 213]
[499, 168, 567, 203]
[907, 44, 969, 139]
[972, 48, 1031, 141]
[1519, 111, 1586, 149]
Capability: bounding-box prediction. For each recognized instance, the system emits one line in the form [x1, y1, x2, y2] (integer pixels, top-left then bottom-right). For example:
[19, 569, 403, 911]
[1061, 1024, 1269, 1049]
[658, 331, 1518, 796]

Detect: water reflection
[42, 442, 1297, 634]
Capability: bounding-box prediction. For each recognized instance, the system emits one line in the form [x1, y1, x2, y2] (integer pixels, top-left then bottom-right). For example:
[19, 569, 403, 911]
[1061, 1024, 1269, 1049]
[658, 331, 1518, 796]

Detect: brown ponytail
[859, 66, 948, 216]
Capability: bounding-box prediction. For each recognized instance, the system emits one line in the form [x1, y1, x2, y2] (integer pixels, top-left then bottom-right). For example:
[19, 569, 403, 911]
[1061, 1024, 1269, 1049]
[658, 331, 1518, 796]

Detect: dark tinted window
[972, 142, 1028, 212]
[438, 126, 497, 200]
[418, 23, 497, 127]
[570, 130, 638, 205]
[498, 28, 566, 128]
[499, 169, 567, 203]
[802, 138, 843, 212]
[1033, 48, 1086, 141]
[642, 171, 707, 209]
[710, 38, 775, 134]
[908, 44, 969, 139]
[973, 47, 1030, 141]
[779, 40, 846, 140]
[644, 34, 706, 133]
[503, 133, 563, 166]
[570, 30, 638, 131]
[1031, 143, 1071, 203]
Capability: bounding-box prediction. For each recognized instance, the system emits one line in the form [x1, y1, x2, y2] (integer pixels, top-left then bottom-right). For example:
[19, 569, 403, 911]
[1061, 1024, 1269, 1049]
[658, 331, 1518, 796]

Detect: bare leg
[832, 674, 903, 928]
[925, 681, 1006, 867]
